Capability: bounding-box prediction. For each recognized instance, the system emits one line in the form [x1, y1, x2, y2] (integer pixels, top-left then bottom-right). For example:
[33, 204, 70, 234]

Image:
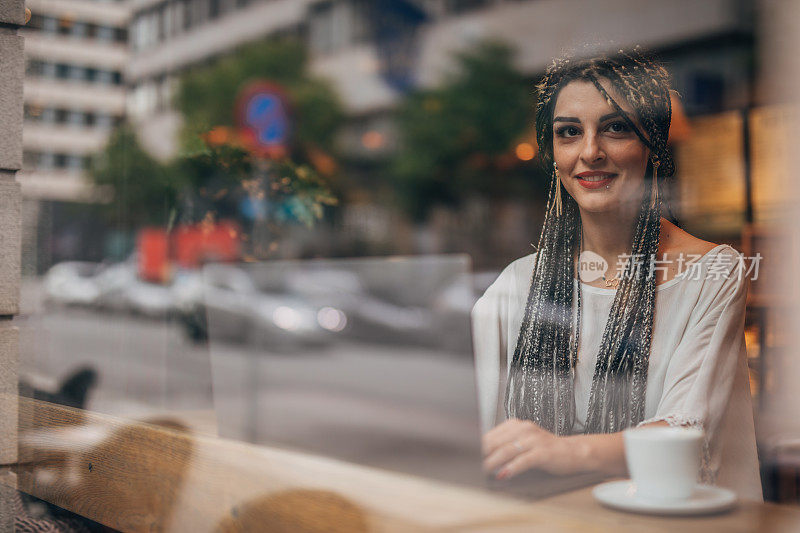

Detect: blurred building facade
[127, 0, 754, 160]
[21, 0, 129, 200]
[20, 0, 130, 272]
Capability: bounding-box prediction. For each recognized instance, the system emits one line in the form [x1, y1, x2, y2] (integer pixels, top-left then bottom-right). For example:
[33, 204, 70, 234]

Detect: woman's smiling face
[552, 78, 650, 214]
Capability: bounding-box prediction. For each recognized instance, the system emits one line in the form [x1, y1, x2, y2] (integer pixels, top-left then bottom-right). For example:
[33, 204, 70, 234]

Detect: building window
[157, 4, 167, 41]
[182, 0, 192, 31]
[22, 152, 91, 172]
[309, 0, 372, 54]
[40, 108, 57, 124]
[24, 105, 122, 131]
[129, 81, 158, 117]
[309, 2, 335, 54]
[66, 155, 86, 172]
[67, 110, 86, 128]
[95, 69, 114, 85]
[166, 3, 179, 38]
[27, 62, 123, 86]
[95, 114, 114, 130]
[96, 26, 115, 42]
[40, 152, 56, 170]
[70, 21, 88, 39]
[26, 60, 44, 76]
[67, 65, 87, 82]
[40, 62, 55, 78]
[132, 16, 143, 50]
[132, 10, 161, 51]
[42, 16, 58, 34]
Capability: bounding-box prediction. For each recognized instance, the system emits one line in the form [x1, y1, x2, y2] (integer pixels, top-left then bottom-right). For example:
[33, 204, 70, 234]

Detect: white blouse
[471, 244, 763, 500]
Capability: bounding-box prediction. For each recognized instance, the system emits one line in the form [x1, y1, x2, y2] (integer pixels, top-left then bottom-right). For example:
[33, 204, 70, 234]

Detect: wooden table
[525, 486, 800, 533]
[7, 397, 800, 532]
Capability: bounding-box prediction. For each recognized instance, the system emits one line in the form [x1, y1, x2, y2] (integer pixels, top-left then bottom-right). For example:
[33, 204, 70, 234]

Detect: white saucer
[592, 480, 737, 516]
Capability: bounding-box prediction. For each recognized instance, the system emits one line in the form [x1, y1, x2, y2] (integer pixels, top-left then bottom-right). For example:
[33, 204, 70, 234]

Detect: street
[17, 280, 485, 487]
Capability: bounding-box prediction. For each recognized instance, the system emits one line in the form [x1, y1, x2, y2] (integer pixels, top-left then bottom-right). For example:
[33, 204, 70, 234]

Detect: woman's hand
[482, 418, 587, 480]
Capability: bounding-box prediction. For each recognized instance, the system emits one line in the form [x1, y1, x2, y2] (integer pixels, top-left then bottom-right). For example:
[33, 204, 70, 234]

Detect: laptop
[205, 254, 604, 497]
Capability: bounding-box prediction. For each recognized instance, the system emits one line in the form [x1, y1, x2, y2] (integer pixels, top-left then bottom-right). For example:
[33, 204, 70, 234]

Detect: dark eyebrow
[553, 116, 579, 123]
[600, 111, 622, 122]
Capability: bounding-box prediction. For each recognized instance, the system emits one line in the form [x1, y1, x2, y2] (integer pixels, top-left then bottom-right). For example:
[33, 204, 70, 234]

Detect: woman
[471, 48, 762, 500]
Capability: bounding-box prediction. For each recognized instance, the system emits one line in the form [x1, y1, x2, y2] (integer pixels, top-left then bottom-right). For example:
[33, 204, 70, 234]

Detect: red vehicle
[137, 221, 241, 283]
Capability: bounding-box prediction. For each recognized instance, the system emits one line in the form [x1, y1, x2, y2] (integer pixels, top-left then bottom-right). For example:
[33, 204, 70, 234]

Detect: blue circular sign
[245, 93, 289, 147]
[236, 81, 292, 157]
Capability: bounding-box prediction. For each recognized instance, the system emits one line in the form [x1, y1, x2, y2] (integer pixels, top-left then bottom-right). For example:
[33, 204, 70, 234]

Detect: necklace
[602, 272, 621, 289]
[578, 226, 623, 290]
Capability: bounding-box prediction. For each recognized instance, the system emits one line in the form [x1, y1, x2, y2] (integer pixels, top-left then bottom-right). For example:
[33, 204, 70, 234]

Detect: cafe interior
[5, 0, 800, 531]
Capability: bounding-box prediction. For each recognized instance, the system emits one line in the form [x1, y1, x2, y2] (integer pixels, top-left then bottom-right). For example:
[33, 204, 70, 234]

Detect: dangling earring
[553, 162, 563, 217]
[649, 158, 660, 210]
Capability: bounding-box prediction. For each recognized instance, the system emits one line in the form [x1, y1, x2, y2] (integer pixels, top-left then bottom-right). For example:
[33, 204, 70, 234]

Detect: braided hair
[505, 48, 675, 435]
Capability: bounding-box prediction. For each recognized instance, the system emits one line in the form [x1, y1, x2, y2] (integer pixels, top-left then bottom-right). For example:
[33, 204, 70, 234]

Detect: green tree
[89, 38, 341, 239]
[90, 125, 336, 254]
[171, 144, 336, 230]
[391, 40, 542, 220]
[173, 38, 343, 240]
[175, 39, 344, 157]
[88, 124, 179, 229]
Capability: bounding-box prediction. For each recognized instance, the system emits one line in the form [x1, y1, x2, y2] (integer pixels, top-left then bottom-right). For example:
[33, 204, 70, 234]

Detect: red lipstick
[575, 171, 616, 189]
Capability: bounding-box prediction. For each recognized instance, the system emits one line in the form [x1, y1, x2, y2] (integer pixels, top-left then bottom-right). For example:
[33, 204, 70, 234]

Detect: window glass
[14, 2, 800, 524]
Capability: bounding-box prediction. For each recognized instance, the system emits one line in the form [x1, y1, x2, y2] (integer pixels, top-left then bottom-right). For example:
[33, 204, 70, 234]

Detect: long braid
[506, 173, 580, 433]
[505, 47, 673, 435]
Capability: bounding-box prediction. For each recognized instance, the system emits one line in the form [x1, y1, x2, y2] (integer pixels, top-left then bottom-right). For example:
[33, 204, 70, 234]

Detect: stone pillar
[0, 0, 26, 529]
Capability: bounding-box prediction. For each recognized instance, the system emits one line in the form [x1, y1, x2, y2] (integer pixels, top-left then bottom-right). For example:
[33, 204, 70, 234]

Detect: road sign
[235, 81, 291, 158]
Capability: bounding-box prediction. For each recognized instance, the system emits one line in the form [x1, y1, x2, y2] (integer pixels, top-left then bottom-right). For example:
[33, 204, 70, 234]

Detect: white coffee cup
[623, 426, 703, 501]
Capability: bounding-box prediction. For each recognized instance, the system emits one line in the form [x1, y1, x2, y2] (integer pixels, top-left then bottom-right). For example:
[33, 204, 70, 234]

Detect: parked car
[177, 264, 344, 351]
[43, 262, 103, 308]
[93, 260, 138, 314]
[284, 269, 438, 348]
[44, 259, 203, 320]
[92, 260, 199, 319]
